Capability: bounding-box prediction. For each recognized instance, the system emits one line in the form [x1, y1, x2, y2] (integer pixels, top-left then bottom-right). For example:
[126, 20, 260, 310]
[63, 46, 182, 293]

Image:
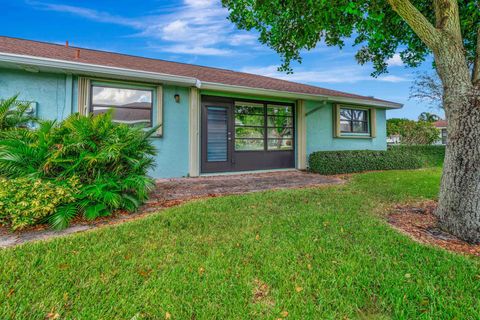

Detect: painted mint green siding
[1, 68, 390, 178]
[305, 100, 387, 156]
[149, 86, 190, 178]
[0, 68, 75, 120]
[0, 68, 190, 178]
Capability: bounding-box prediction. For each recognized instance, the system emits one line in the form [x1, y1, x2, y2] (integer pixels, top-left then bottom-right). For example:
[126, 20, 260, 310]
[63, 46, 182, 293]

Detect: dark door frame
[201, 98, 234, 173]
[201, 95, 296, 174]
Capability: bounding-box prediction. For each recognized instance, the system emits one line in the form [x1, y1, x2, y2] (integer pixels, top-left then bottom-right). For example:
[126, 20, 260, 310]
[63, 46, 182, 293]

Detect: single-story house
[433, 120, 447, 145]
[0, 36, 403, 178]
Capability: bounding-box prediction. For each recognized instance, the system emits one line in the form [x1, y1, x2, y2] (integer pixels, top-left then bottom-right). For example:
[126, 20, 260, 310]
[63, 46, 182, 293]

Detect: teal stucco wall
[0, 68, 389, 178]
[0, 68, 190, 178]
[149, 86, 190, 178]
[305, 100, 387, 157]
[0, 68, 75, 120]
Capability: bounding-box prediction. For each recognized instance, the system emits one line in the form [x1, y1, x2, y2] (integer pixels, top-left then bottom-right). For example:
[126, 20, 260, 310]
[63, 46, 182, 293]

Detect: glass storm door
[201, 102, 233, 173]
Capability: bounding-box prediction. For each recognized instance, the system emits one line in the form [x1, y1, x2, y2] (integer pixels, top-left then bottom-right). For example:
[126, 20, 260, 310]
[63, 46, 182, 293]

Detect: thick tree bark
[434, 41, 480, 243]
[437, 87, 480, 243]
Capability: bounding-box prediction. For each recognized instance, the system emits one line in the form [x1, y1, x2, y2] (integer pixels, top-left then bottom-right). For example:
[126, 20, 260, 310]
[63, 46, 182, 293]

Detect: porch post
[296, 99, 307, 170]
[189, 88, 201, 177]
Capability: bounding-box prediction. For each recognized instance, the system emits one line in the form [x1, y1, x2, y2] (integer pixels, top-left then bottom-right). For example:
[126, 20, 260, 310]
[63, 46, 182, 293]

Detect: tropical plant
[0, 95, 36, 132]
[418, 112, 441, 122]
[0, 177, 79, 230]
[0, 110, 157, 229]
[222, 0, 480, 243]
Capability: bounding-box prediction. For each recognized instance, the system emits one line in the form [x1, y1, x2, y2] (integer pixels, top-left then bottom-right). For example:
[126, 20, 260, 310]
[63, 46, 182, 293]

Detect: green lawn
[1, 168, 479, 319]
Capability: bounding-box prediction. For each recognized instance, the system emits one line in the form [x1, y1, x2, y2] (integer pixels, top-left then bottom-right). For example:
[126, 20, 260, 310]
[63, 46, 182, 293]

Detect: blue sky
[2, 0, 443, 119]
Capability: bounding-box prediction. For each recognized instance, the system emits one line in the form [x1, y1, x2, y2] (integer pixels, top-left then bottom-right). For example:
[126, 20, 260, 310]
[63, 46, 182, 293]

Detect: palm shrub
[0, 111, 157, 229]
[0, 95, 36, 132]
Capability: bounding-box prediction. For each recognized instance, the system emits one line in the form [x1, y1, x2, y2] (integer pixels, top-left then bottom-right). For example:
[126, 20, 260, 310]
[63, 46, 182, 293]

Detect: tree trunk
[431, 27, 480, 242]
[437, 90, 480, 243]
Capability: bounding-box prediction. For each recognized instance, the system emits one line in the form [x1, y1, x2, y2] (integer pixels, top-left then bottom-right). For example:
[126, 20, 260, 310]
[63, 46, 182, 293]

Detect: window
[234, 102, 294, 151]
[339, 108, 369, 134]
[234, 102, 265, 151]
[441, 128, 447, 145]
[90, 83, 153, 127]
[266, 104, 293, 150]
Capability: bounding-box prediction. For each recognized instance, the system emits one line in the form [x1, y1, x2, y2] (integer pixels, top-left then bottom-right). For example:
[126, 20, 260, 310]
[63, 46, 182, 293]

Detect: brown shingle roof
[434, 120, 447, 128]
[0, 36, 399, 106]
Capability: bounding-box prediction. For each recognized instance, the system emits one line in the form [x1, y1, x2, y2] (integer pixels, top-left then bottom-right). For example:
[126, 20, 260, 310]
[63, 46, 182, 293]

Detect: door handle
[227, 131, 232, 141]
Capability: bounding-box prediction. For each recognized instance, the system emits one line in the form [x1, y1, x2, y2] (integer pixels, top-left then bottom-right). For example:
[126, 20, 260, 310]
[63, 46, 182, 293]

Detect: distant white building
[387, 134, 401, 145]
[433, 120, 447, 145]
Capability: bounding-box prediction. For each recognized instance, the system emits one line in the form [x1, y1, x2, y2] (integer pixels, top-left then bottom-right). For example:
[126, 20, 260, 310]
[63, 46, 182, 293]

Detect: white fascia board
[201, 82, 403, 109]
[0, 52, 198, 86]
[0, 52, 403, 109]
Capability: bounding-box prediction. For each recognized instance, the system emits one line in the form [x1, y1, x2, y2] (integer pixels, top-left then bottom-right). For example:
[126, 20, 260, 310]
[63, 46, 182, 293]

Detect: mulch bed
[388, 201, 480, 257]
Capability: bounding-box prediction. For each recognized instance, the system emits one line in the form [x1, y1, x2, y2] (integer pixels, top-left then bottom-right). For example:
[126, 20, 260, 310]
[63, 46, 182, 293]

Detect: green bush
[308, 150, 423, 175]
[0, 112, 157, 229]
[308, 145, 446, 175]
[0, 177, 79, 230]
[388, 145, 445, 167]
[387, 118, 439, 145]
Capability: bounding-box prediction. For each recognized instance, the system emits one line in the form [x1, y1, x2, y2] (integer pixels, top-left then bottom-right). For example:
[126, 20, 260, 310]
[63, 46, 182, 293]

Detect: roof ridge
[0, 35, 368, 98]
[0, 35, 401, 107]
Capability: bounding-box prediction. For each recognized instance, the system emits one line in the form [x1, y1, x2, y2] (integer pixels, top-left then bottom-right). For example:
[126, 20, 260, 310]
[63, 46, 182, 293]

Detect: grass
[1, 168, 479, 319]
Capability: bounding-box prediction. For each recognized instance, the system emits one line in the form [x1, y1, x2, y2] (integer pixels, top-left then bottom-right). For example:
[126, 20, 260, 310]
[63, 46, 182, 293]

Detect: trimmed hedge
[308, 145, 446, 175]
[388, 145, 445, 167]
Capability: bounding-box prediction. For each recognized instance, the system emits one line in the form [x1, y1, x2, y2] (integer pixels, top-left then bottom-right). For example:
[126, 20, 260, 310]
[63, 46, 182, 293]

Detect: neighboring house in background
[0, 36, 402, 178]
[434, 120, 448, 145]
[387, 134, 401, 145]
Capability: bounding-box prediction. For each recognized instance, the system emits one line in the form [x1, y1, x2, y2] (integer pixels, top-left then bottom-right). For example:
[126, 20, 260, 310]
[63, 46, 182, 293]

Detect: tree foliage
[387, 118, 439, 145]
[418, 112, 441, 121]
[222, 0, 479, 77]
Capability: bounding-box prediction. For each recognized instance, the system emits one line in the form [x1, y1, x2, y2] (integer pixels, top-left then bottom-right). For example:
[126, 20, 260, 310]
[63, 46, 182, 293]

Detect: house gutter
[0, 52, 403, 109]
[200, 82, 403, 109]
[0, 52, 199, 86]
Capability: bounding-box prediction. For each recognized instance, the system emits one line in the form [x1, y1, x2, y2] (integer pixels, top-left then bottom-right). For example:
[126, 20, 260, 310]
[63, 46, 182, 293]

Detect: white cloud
[228, 34, 258, 46]
[184, 0, 216, 8]
[27, 1, 142, 28]
[151, 44, 232, 56]
[241, 65, 409, 84]
[387, 53, 404, 67]
[29, 0, 258, 56]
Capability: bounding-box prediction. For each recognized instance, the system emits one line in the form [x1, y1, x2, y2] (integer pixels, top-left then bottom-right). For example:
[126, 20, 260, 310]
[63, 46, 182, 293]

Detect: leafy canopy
[222, 0, 479, 76]
[387, 118, 439, 144]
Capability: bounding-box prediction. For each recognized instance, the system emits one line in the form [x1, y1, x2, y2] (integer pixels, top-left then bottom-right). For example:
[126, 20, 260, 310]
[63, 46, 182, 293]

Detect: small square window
[339, 107, 369, 134]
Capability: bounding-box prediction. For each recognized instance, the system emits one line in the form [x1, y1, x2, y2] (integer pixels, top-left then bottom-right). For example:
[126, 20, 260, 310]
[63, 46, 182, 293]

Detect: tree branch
[473, 28, 480, 84]
[433, 0, 463, 45]
[387, 0, 440, 50]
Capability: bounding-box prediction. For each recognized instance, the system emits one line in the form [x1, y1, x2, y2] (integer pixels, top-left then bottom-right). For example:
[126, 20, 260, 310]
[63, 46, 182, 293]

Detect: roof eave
[0, 52, 403, 109]
[201, 82, 403, 109]
[0, 52, 199, 86]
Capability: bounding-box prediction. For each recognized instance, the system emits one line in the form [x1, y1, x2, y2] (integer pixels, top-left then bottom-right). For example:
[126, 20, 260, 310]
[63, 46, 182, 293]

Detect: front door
[201, 100, 233, 173]
[201, 96, 295, 174]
